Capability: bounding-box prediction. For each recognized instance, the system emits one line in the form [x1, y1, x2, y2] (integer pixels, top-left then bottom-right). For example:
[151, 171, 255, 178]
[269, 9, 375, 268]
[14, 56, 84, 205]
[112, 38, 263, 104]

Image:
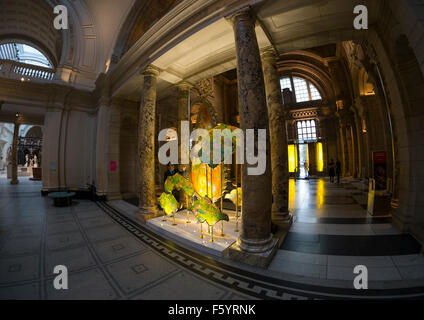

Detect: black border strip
[294, 217, 393, 225]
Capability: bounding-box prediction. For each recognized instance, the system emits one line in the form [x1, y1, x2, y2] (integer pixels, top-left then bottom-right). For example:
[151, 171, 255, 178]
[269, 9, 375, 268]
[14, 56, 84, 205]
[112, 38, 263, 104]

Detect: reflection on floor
[0, 177, 423, 300]
[269, 178, 424, 286]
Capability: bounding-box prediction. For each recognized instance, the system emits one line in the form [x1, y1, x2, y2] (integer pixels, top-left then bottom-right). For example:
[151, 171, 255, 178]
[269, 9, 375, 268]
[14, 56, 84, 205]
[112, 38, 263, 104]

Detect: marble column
[10, 122, 20, 185]
[342, 112, 356, 177]
[95, 78, 111, 197]
[137, 65, 160, 219]
[229, 8, 273, 253]
[348, 122, 357, 178]
[107, 98, 122, 200]
[176, 81, 192, 207]
[341, 123, 350, 177]
[261, 47, 291, 223]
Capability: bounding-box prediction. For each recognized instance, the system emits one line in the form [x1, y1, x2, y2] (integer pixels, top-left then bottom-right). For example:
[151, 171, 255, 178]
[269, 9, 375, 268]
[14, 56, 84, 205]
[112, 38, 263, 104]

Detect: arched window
[297, 120, 317, 140]
[280, 76, 322, 103]
[0, 43, 53, 68]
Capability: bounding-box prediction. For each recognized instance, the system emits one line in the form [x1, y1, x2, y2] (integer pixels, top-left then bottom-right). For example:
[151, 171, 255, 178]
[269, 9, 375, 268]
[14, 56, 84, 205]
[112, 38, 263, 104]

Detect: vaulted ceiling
[0, 0, 62, 66]
[114, 0, 381, 101]
[0, 0, 135, 90]
[0, 0, 388, 94]
[123, 0, 183, 54]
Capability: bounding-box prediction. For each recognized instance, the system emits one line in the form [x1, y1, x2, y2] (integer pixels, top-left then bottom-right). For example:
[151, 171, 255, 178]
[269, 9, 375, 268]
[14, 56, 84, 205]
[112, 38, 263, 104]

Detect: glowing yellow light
[288, 178, 296, 211]
[317, 179, 325, 209]
[191, 160, 222, 202]
[316, 142, 324, 172]
[288, 144, 297, 173]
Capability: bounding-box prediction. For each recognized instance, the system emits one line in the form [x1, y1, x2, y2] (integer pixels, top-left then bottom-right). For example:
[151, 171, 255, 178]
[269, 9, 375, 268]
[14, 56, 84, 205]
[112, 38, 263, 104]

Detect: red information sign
[373, 151, 387, 164]
[110, 161, 117, 171]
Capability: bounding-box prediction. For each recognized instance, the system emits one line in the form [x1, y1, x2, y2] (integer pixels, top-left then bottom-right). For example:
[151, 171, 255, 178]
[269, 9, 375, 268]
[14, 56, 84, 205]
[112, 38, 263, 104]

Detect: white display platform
[146, 209, 242, 257]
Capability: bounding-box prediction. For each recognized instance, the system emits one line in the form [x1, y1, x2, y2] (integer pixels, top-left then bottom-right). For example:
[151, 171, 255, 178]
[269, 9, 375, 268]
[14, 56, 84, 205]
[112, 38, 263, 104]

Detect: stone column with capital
[176, 81, 192, 207]
[95, 78, 111, 197]
[10, 122, 20, 185]
[261, 47, 292, 225]
[339, 122, 349, 177]
[229, 8, 274, 256]
[137, 65, 160, 220]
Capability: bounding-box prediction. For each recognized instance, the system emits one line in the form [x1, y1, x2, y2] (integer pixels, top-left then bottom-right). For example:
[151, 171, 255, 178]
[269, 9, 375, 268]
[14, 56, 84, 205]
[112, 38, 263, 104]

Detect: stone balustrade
[0, 59, 54, 82]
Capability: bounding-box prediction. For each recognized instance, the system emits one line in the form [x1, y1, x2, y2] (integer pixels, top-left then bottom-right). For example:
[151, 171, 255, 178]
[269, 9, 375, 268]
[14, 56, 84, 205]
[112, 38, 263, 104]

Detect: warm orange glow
[191, 160, 222, 202]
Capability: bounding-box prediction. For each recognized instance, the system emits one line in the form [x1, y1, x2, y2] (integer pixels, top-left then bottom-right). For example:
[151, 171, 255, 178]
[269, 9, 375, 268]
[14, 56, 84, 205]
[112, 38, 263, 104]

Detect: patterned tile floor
[0, 178, 251, 300]
[1, 177, 423, 300]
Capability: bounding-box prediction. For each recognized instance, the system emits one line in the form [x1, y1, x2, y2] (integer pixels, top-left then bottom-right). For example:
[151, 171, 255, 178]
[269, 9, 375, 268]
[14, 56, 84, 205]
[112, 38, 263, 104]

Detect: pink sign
[110, 161, 117, 171]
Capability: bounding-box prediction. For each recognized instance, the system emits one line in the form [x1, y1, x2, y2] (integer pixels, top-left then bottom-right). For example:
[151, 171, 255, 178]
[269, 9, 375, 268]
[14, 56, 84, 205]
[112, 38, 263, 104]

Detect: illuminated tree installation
[158, 123, 248, 241]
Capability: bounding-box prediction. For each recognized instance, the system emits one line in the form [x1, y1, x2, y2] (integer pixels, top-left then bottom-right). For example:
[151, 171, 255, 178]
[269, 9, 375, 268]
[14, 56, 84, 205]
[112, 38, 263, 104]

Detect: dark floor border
[281, 232, 422, 256]
[97, 201, 424, 300]
[295, 217, 393, 224]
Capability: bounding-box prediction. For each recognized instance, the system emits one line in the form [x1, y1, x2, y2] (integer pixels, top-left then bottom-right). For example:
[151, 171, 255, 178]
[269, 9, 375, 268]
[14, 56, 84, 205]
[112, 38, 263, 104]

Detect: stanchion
[205, 164, 208, 199]
[186, 210, 191, 224]
[220, 164, 225, 237]
[186, 194, 190, 224]
[235, 164, 239, 232]
[210, 224, 215, 243]
[200, 223, 204, 239]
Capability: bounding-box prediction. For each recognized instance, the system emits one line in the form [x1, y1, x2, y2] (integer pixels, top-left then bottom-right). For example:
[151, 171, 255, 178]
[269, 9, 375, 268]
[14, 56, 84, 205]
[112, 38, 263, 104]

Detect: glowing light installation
[288, 144, 298, 173]
[316, 142, 324, 172]
[158, 123, 246, 241]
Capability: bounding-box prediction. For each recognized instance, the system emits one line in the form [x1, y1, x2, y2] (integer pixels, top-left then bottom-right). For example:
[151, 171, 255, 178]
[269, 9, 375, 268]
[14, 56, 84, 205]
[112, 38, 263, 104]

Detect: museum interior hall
[0, 0, 424, 300]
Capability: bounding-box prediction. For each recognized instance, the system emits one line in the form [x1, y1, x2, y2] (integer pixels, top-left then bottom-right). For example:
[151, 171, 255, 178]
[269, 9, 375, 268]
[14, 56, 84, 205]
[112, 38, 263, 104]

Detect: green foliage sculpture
[157, 123, 245, 237]
[158, 172, 230, 225]
[189, 196, 229, 226]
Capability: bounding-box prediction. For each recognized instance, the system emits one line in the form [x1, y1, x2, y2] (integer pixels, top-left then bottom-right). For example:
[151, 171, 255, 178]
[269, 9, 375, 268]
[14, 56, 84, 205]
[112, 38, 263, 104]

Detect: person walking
[329, 159, 335, 183]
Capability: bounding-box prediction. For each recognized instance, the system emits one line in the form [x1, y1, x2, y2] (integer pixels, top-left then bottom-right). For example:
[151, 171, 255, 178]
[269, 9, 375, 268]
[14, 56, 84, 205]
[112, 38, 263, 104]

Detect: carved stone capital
[175, 81, 193, 91]
[260, 46, 278, 61]
[226, 6, 255, 26]
[141, 65, 161, 78]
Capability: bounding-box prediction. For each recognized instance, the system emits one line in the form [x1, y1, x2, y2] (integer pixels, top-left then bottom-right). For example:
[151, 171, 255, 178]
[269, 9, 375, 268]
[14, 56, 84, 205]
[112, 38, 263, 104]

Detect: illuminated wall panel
[316, 142, 324, 172]
[288, 144, 297, 173]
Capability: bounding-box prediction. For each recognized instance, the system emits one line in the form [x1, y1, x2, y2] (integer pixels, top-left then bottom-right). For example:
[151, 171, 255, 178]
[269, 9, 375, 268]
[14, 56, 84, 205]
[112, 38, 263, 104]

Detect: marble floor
[269, 178, 424, 290]
[0, 177, 423, 300]
[0, 178, 251, 300]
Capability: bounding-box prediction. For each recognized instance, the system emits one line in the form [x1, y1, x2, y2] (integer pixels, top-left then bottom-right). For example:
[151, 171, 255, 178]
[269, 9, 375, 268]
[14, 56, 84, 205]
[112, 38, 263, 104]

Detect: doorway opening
[298, 143, 309, 179]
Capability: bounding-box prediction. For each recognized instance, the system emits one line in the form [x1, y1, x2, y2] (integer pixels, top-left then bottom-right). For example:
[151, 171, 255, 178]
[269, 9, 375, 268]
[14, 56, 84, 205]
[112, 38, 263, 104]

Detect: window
[309, 83, 322, 100]
[0, 43, 53, 68]
[280, 77, 293, 91]
[293, 77, 310, 102]
[297, 120, 317, 141]
[280, 76, 322, 103]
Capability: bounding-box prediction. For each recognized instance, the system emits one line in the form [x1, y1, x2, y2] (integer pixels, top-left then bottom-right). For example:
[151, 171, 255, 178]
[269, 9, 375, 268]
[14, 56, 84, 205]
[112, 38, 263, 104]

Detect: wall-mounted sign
[373, 151, 387, 164]
[110, 161, 117, 172]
